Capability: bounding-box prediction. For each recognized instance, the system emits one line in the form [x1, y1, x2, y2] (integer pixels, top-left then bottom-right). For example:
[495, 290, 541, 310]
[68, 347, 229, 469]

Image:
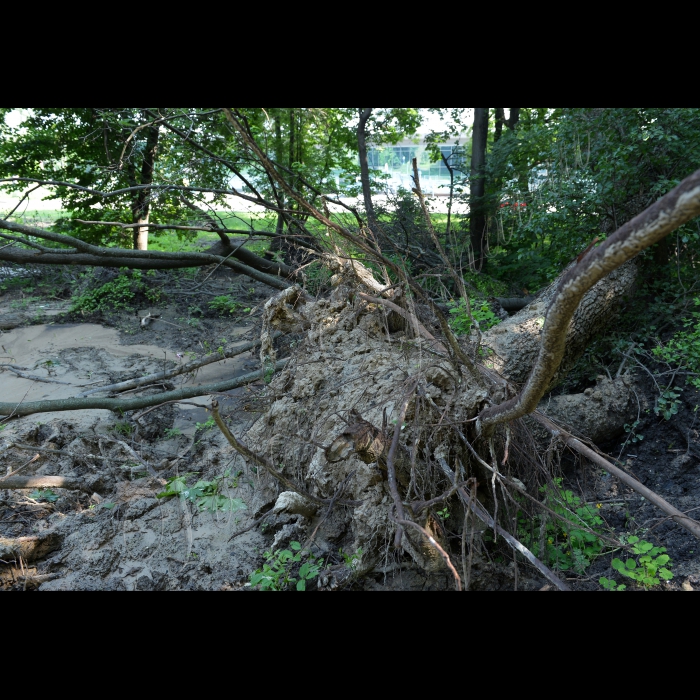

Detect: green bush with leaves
[71, 269, 160, 313]
[156, 470, 246, 514]
[518, 478, 606, 574]
[653, 297, 700, 391]
[606, 536, 673, 589]
[447, 297, 501, 336]
[208, 295, 242, 315]
[250, 541, 324, 591]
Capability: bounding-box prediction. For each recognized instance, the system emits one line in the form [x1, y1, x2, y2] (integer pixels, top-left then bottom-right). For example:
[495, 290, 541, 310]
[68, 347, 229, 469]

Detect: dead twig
[0, 453, 40, 482]
[534, 412, 700, 541]
[79, 334, 278, 397]
[436, 457, 571, 591]
[389, 507, 462, 591]
[387, 380, 418, 548]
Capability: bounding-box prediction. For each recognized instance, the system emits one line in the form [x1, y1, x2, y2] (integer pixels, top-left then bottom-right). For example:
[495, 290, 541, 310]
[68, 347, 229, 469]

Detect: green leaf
[625, 559, 637, 570]
[290, 541, 302, 551]
[299, 562, 310, 579]
[296, 579, 306, 591]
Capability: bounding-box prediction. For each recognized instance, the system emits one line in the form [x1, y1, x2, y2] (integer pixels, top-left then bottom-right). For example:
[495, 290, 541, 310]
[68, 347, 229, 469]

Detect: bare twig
[389, 508, 462, 591]
[387, 380, 418, 548]
[0, 360, 289, 417]
[0, 453, 39, 482]
[80, 334, 278, 398]
[436, 457, 571, 591]
[0, 475, 85, 490]
[534, 412, 700, 541]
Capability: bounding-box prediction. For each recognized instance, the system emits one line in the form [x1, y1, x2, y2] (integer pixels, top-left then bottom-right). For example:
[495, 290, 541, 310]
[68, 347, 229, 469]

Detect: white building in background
[366, 120, 470, 195]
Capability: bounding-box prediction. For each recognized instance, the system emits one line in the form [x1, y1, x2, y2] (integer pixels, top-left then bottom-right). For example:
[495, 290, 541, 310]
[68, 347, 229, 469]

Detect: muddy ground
[1, 263, 699, 591]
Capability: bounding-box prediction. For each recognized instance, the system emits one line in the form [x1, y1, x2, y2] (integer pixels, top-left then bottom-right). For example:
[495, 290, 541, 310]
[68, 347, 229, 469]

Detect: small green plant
[447, 297, 501, 336]
[436, 508, 450, 520]
[156, 471, 246, 514]
[208, 295, 242, 315]
[71, 269, 144, 313]
[250, 541, 324, 591]
[163, 427, 181, 439]
[599, 576, 627, 591]
[195, 417, 216, 432]
[655, 388, 682, 420]
[623, 420, 644, 443]
[112, 421, 132, 436]
[653, 296, 700, 390]
[262, 356, 276, 384]
[518, 478, 606, 573]
[29, 489, 59, 503]
[339, 546, 363, 570]
[11, 295, 41, 310]
[610, 536, 673, 588]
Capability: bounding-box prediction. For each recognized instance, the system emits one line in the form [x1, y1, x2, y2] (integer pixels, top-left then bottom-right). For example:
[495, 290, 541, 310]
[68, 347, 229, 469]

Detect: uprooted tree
[2, 108, 700, 589]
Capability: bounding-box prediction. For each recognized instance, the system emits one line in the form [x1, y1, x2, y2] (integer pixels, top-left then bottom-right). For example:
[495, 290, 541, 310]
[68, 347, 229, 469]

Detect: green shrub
[447, 297, 501, 336]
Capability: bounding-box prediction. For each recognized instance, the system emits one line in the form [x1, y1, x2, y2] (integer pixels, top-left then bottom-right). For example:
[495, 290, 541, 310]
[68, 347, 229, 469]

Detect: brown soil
[1, 264, 699, 591]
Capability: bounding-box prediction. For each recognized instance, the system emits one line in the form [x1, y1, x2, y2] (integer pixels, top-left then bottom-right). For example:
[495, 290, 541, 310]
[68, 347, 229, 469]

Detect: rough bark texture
[481, 258, 639, 389]
[535, 375, 638, 443]
[470, 108, 489, 270]
[357, 108, 377, 231]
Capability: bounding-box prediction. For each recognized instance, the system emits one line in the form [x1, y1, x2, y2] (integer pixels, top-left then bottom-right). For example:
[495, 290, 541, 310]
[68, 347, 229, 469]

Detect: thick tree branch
[480, 168, 700, 429]
[0, 360, 288, 417]
[0, 219, 293, 290]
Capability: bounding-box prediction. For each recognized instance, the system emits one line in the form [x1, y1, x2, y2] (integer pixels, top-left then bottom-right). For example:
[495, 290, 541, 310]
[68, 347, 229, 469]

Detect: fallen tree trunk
[78, 333, 279, 397]
[0, 475, 85, 491]
[482, 258, 640, 388]
[0, 219, 295, 291]
[0, 360, 287, 417]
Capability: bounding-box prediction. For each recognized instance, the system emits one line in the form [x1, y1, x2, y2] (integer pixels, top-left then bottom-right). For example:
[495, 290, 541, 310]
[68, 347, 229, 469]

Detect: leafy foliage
[250, 541, 324, 591]
[609, 536, 673, 588]
[208, 295, 242, 315]
[156, 470, 246, 514]
[518, 478, 606, 574]
[29, 489, 59, 503]
[447, 297, 501, 336]
[653, 297, 700, 391]
[71, 269, 159, 313]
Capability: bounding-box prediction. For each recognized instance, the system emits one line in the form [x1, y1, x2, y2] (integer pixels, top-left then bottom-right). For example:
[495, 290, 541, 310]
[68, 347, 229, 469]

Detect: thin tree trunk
[132, 115, 160, 250]
[357, 107, 377, 231]
[494, 108, 505, 143]
[506, 108, 520, 130]
[470, 107, 489, 271]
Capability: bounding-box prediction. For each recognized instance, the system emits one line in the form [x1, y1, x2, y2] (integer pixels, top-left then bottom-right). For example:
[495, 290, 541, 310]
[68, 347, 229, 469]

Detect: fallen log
[0, 359, 288, 417]
[0, 475, 85, 490]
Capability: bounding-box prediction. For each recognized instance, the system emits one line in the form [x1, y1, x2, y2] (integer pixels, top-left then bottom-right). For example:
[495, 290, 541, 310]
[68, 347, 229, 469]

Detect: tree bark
[494, 108, 505, 143]
[0, 219, 295, 290]
[0, 360, 288, 417]
[470, 108, 489, 271]
[131, 114, 160, 251]
[482, 258, 639, 388]
[357, 108, 377, 231]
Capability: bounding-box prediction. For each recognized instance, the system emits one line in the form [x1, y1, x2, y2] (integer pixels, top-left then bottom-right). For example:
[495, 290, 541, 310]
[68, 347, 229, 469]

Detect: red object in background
[500, 201, 527, 209]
